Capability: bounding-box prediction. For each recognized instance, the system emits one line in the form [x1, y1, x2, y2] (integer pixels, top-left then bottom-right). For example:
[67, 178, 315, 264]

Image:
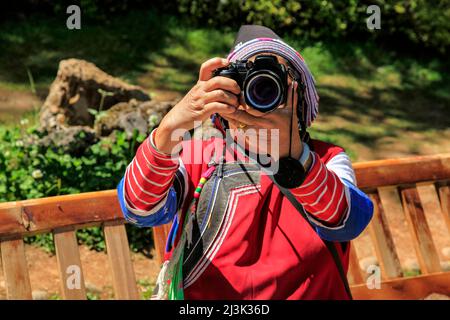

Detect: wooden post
[368, 192, 403, 279]
[0, 238, 32, 299]
[152, 224, 171, 265]
[401, 187, 441, 274]
[54, 227, 87, 299]
[348, 245, 364, 285]
[104, 221, 139, 300]
[438, 184, 450, 234]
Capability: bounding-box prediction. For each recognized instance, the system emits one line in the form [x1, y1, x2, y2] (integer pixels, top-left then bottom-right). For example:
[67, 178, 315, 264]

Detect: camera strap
[223, 132, 353, 299]
[280, 77, 353, 299]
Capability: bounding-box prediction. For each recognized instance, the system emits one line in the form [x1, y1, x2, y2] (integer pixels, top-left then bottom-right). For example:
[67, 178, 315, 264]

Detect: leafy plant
[0, 122, 153, 254]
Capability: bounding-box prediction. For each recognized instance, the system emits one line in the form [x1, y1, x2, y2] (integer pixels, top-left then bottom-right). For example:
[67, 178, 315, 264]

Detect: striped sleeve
[117, 128, 188, 227]
[124, 128, 179, 211]
[290, 151, 349, 225]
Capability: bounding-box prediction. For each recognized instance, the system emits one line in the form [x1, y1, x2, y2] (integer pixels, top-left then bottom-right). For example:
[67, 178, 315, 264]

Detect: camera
[213, 55, 288, 113]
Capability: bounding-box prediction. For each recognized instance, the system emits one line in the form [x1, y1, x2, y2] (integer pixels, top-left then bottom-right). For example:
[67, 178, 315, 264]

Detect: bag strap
[223, 138, 353, 299]
[267, 175, 353, 300]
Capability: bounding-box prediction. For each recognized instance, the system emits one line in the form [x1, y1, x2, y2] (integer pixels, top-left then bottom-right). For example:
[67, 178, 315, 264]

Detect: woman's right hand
[155, 57, 240, 155]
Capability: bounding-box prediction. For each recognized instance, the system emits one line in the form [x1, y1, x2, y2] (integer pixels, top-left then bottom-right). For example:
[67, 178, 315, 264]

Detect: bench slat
[353, 153, 450, 189]
[0, 190, 122, 239]
[0, 238, 32, 299]
[53, 228, 87, 299]
[378, 187, 405, 219]
[347, 245, 364, 285]
[351, 272, 450, 300]
[153, 224, 171, 265]
[438, 184, 450, 234]
[368, 193, 403, 279]
[401, 187, 441, 274]
[104, 221, 139, 300]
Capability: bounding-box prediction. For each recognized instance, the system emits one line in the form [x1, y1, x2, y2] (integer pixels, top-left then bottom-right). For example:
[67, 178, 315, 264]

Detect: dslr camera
[213, 55, 288, 113]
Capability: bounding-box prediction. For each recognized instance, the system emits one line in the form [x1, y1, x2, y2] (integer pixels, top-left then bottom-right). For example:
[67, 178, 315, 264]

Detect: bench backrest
[0, 191, 137, 299]
[349, 153, 450, 299]
[0, 153, 449, 299]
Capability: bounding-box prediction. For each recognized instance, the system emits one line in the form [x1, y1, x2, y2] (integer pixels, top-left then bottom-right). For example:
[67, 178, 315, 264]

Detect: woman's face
[226, 53, 298, 158]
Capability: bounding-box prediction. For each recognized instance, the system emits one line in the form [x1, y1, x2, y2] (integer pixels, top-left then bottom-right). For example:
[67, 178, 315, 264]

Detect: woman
[117, 25, 373, 300]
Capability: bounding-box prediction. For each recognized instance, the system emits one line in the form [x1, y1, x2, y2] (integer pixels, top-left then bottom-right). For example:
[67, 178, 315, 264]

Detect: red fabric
[179, 138, 351, 300]
[290, 152, 347, 225]
[125, 134, 351, 299]
[124, 129, 179, 210]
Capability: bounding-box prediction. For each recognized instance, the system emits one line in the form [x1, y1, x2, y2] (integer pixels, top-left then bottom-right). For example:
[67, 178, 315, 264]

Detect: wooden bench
[0, 153, 449, 299]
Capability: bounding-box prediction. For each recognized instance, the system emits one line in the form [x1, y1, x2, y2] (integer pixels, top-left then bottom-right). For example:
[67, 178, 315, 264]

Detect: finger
[240, 102, 267, 117]
[204, 76, 241, 95]
[203, 89, 239, 106]
[203, 102, 237, 115]
[199, 57, 229, 82]
[283, 80, 299, 113]
[224, 109, 268, 127]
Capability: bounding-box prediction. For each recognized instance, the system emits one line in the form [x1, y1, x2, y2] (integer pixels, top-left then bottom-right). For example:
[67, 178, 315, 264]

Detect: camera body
[213, 55, 288, 113]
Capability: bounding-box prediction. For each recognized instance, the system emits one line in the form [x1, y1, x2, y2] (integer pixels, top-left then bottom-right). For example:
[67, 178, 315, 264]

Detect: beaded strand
[189, 165, 217, 214]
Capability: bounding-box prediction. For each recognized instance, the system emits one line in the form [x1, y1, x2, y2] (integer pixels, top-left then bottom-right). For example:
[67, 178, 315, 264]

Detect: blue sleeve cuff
[116, 177, 178, 227]
[311, 180, 374, 242]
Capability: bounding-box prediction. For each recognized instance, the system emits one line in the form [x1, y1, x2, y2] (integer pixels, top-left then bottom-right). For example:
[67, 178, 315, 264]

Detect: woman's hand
[221, 81, 304, 162]
[155, 57, 240, 155]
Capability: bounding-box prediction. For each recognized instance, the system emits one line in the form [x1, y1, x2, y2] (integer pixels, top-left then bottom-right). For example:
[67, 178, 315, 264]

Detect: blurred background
[0, 0, 449, 299]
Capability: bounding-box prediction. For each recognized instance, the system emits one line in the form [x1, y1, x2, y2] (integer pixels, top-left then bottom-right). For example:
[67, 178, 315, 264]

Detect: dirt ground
[0, 88, 42, 124]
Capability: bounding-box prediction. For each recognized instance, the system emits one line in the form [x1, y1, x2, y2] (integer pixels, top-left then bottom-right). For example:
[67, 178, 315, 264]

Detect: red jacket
[117, 129, 373, 299]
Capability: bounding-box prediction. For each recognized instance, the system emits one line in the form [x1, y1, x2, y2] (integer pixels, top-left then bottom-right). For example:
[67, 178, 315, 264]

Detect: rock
[442, 247, 450, 259]
[424, 293, 450, 300]
[32, 290, 49, 300]
[359, 256, 379, 272]
[140, 99, 179, 126]
[40, 59, 150, 131]
[36, 126, 97, 155]
[94, 99, 177, 138]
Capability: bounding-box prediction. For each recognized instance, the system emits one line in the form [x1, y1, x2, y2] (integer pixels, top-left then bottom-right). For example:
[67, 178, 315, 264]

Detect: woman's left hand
[220, 80, 303, 161]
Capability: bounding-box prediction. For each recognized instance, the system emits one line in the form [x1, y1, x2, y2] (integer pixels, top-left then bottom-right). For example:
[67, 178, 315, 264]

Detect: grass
[1, 10, 449, 161]
[137, 278, 155, 300]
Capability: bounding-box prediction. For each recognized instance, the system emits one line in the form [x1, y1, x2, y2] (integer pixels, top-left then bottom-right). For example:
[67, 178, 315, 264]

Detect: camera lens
[245, 74, 281, 112]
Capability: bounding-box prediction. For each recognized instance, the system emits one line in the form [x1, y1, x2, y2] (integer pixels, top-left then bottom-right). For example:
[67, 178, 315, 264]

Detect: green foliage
[0, 123, 153, 254]
[86, 292, 101, 300]
[2, 0, 447, 85]
[49, 293, 62, 300]
[403, 268, 421, 277]
[177, 0, 450, 55]
[0, 10, 171, 85]
[0, 127, 138, 201]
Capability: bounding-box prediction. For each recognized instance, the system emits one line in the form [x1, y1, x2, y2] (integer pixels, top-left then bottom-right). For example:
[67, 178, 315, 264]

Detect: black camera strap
[275, 79, 353, 299]
[225, 135, 353, 299]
